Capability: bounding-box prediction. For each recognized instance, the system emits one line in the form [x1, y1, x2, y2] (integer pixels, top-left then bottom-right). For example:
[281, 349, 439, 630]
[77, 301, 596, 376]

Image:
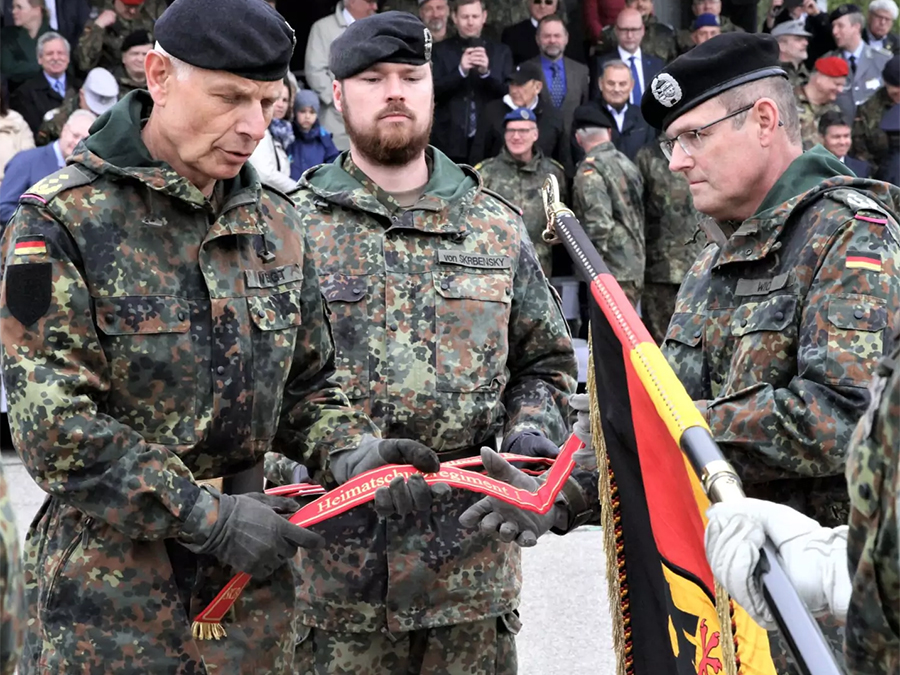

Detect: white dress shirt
[617, 46, 645, 98]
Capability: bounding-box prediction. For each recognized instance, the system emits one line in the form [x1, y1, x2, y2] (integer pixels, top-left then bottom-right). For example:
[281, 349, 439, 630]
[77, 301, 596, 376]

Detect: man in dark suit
[473, 61, 570, 171]
[819, 109, 870, 177]
[525, 14, 590, 148]
[0, 108, 94, 224]
[501, 0, 560, 65]
[432, 0, 513, 164]
[10, 31, 77, 133]
[594, 59, 655, 160]
[863, 0, 899, 56]
[593, 7, 664, 104]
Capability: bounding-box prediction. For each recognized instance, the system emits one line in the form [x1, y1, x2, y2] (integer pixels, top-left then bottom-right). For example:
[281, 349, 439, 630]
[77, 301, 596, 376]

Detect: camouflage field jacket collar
[715, 150, 899, 267]
[75, 89, 263, 211]
[495, 145, 548, 173]
[297, 146, 480, 227]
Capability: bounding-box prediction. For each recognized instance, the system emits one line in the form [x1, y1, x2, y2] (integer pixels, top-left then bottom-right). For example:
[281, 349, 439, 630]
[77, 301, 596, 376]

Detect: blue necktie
[550, 62, 565, 108]
[629, 56, 641, 106]
[53, 79, 65, 97]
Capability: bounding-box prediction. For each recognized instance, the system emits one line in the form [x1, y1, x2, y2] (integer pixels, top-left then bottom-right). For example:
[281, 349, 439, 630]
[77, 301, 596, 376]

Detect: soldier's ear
[145, 50, 172, 106]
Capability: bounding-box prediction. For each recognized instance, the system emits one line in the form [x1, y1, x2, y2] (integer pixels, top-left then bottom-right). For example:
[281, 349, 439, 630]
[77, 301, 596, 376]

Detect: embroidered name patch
[245, 263, 303, 289]
[437, 250, 511, 269]
[734, 273, 789, 297]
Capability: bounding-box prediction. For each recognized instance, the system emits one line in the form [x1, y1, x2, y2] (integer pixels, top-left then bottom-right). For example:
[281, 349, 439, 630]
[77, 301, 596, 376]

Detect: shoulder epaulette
[19, 165, 96, 206]
[480, 186, 523, 216]
[258, 182, 298, 207]
[548, 158, 566, 174]
[824, 188, 894, 223]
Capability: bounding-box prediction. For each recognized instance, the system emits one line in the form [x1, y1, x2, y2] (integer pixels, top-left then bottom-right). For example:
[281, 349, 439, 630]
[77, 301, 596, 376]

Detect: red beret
[815, 56, 849, 77]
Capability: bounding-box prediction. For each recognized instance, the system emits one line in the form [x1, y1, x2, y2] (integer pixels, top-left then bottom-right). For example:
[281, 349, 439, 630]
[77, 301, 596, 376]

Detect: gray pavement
[2, 450, 616, 674]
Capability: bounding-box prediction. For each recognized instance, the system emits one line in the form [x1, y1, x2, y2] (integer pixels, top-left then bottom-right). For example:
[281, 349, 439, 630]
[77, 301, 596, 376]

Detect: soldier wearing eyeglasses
[643, 32, 900, 673]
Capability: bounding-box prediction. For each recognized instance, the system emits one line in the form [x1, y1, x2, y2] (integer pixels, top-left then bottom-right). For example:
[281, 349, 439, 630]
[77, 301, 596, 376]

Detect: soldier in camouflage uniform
[771, 18, 813, 89]
[76, 0, 164, 73]
[643, 32, 900, 672]
[676, 0, 743, 54]
[474, 108, 568, 278]
[796, 56, 848, 150]
[36, 67, 118, 146]
[635, 137, 705, 344]
[706, 318, 900, 674]
[263, 13, 586, 674]
[0, 2, 410, 673]
[0, 464, 23, 675]
[594, 0, 678, 64]
[852, 56, 900, 178]
[571, 104, 645, 306]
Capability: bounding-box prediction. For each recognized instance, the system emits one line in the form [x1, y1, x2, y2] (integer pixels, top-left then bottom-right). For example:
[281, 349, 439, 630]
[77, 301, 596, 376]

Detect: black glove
[332, 436, 450, 517]
[459, 448, 565, 547]
[191, 492, 324, 578]
[501, 430, 560, 459]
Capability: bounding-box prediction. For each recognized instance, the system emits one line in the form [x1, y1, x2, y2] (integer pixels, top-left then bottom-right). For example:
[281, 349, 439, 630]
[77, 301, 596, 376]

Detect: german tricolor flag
[845, 252, 882, 273]
[543, 178, 777, 675]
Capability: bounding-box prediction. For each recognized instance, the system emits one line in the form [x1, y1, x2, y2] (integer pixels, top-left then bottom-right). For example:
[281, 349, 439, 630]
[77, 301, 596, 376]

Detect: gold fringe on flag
[192, 620, 227, 641]
[588, 330, 631, 675]
[716, 583, 740, 675]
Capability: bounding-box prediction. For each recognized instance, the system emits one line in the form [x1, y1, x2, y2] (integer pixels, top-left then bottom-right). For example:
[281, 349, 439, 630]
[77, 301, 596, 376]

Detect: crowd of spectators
[0, 0, 897, 336]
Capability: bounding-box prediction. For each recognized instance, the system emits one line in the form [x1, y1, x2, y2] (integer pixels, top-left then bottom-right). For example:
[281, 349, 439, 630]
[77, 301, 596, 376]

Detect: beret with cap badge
[154, 0, 295, 81]
[828, 3, 862, 22]
[503, 107, 538, 124]
[330, 12, 433, 80]
[640, 32, 786, 132]
[814, 56, 849, 77]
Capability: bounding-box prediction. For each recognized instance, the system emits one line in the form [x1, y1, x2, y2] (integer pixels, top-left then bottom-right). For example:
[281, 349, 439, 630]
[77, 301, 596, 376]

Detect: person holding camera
[432, 0, 513, 164]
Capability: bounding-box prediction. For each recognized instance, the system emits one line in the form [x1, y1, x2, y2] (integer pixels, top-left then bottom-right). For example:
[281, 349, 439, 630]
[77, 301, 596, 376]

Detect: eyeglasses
[505, 128, 536, 136]
[659, 104, 754, 160]
[533, 0, 555, 5]
[616, 26, 644, 33]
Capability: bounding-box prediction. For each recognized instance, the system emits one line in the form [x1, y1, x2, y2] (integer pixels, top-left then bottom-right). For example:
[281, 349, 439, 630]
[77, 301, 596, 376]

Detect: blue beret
[155, 0, 295, 81]
[504, 107, 538, 124]
[330, 12, 433, 80]
[691, 13, 720, 30]
[641, 32, 786, 131]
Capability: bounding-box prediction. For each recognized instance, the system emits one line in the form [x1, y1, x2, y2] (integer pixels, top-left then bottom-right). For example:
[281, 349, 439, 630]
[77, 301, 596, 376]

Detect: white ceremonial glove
[569, 394, 596, 470]
[704, 499, 851, 630]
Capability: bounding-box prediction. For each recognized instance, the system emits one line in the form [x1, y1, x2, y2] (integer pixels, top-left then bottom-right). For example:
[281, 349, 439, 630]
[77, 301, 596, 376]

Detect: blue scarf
[269, 118, 295, 149]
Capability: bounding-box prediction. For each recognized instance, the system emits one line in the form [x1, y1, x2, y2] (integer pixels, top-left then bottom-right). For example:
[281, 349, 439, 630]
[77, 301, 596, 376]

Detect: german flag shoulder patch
[845, 251, 882, 272]
[13, 236, 47, 257]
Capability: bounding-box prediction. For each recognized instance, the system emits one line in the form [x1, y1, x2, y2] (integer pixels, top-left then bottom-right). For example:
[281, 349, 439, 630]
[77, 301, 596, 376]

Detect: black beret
[155, 0, 295, 81]
[572, 104, 613, 130]
[330, 12, 433, 80]
[884, 55, 900, 87]
[641, 32, 786, 132]
[121, 29, 152, 54]
[828, 3, 862, 21]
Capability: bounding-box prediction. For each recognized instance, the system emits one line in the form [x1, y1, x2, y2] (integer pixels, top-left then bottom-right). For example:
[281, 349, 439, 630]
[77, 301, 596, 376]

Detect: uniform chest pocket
[724, 295, 797, 393]
[434, 270, 512, 393]
[823, 295, 887, 387]
[248, 288, 303, 440]
[730, 295, 796, 337]
[320, 274, 369, 400]
[94, 295, 195, 444]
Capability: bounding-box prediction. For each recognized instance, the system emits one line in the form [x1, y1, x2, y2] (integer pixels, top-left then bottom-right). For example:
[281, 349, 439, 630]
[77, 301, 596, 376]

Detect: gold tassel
[192, 620, 227, 641]
[588, 330, 629, 675]
[716, 582, 739, 675]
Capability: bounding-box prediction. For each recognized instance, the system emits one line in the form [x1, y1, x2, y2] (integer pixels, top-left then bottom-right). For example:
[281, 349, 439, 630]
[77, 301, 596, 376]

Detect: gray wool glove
[459, 448, 567, 547]
[181, 490, 324, 578]
[331, 435, 451, 517]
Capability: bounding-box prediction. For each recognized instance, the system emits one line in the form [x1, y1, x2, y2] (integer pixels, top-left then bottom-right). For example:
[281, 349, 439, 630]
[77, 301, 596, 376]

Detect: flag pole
[541, 175, 841, 675]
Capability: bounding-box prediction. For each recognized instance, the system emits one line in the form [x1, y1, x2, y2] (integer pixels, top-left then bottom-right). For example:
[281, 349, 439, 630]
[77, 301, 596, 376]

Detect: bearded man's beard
[343, 98, 434, 166]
